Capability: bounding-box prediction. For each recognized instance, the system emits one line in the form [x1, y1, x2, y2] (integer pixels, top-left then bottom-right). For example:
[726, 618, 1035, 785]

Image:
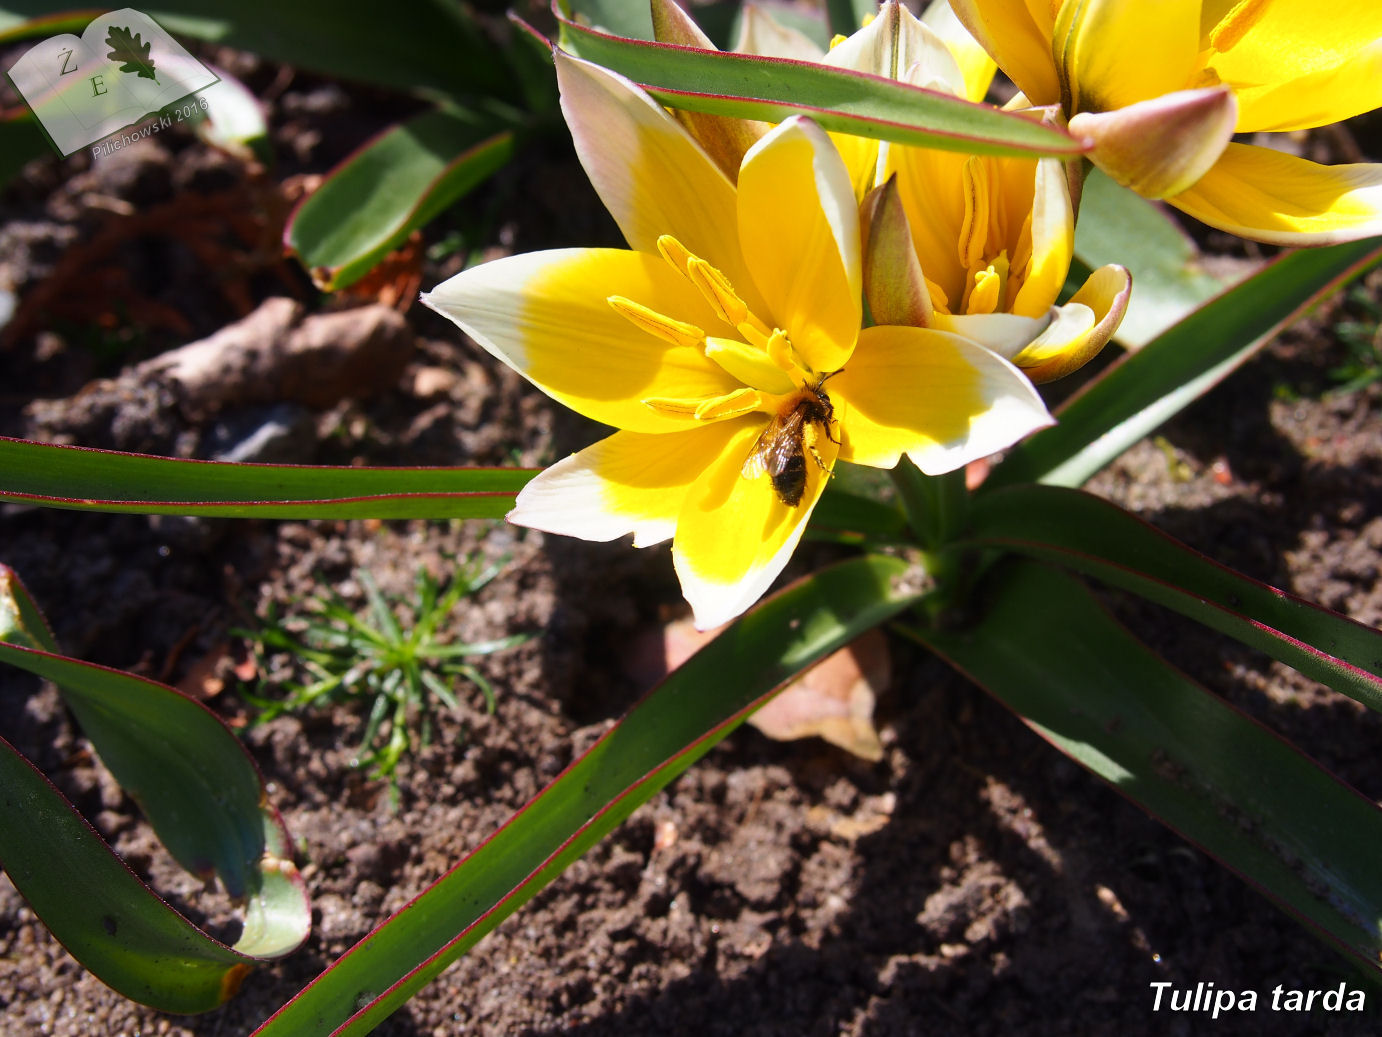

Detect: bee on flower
[423, 52, 1052, 628]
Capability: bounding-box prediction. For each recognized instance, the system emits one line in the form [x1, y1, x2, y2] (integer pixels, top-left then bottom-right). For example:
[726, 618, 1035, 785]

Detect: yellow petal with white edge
[554, 51, 765, 314]
[1230, 37, 1382, 132]
[422, 248, 737, 434]
[1009, 155, 1073, 318]
[673, 418, 837, 630]
[831, 326, 1052, 474]
[920, 0, 996, 102]
[1008, 264, 1131, 383]
[738, 118, 861, 374]
[1170, 144, 1382, 246]
[1205, 0, 1382, 97]
[1055, 0, 1200, 113]
[930, 311, 1049, 356]
[509, 422, 743, 549]
[946, 0, 1061, 105]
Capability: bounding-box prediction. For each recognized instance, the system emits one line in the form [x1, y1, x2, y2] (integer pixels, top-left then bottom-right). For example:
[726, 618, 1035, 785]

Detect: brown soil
[3, 34, 1382, 1037]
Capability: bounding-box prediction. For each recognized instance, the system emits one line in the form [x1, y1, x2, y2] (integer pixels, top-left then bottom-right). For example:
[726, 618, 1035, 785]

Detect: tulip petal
[737, 118, 861, 373]
[1171, 144, 1382, 245]
[508, 422, 743, 549]
[1055, 0, 1200, 113]
[920, 0, 997, 103]
[1230, 37, 1382, 132]
[422, 248, 738, 433]
[554, 51, 764, 311]
[648, 0, 768, 181]
[733, 5, 825, 60]
[946, 0, 1061, 106]
[831, 326, 1053, 474]
[673, 419, 837, 629]
[1205, 0, 1382, 98]
[1010, 154, 1074, 317]
[930, 311, 1049, 356]
[1009, 264, 1132, 383]
[1068, 87, 1237, 199]
[887, 143, 969, 308]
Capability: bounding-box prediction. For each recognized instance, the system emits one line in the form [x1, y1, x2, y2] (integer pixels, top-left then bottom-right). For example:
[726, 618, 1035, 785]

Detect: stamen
[656, 234, 694, 276]
[608, 296, 706, 350]
[641, 396, 703, 416]
[1209, 0, 1268, 54]
[694, 388, 761, 421]
[657, 233, 773, 341]
[958, 157, 991, 273]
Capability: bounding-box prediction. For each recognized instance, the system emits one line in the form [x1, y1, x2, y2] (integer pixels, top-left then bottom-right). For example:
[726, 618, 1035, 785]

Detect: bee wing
[741, 424, 773, 480]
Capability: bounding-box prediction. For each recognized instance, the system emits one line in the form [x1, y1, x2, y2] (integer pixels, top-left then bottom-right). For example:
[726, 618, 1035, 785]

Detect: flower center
[607, 235, 828, 423]
[948, 156, 1033, 317]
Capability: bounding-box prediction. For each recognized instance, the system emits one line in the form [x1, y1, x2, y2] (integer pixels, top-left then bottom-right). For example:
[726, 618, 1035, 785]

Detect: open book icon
[7, 8, 218, 157]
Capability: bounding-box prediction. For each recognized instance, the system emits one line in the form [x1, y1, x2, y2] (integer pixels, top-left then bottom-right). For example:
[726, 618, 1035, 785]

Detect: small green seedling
[1328, 284, 1382, 396]
[241, 558, 528, 790]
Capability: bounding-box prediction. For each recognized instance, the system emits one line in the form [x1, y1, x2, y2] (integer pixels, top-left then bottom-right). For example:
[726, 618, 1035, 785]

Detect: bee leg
[807, 441, 834, 477]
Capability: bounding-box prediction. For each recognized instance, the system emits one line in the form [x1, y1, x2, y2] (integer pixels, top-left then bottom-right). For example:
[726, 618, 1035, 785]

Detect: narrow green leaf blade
[964, 485, 1382, 713]
[910, 559, 1382, 970]
[809, 485, 908, 544]
[0, 565, 309, 960]
[558, 17, 1084, 158]
[0, 735, 250, 1013]
[987, 237, 1382, 490]
[0, 437, 532, 518]
[1074, 169, 1245, 347]
[286, 108, 517, 291]
[252, 554, 922, 1037]
[561, 0, 654, 40]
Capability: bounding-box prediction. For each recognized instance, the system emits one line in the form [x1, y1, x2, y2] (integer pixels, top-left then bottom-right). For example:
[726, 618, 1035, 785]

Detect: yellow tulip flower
[424, 53, 1052, 629]
[948, 0, 1382, 244]
[652, 0, 1131, 383]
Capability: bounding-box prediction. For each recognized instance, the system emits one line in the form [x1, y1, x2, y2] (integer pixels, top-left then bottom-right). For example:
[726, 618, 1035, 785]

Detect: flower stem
[889, 458, 968, 553]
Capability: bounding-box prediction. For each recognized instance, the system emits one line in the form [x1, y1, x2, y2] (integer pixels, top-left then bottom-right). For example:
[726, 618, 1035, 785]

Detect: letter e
[90, 74, 106, 96]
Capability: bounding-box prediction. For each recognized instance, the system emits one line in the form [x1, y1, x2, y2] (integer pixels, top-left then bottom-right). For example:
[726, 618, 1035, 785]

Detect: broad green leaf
[1075, 169, 1244, 348]
[963, 485, 1382, 713]
[0, 3, 513, 101]
[987, 237, 1382, 490]
[286, 108, 517, 292]
[0, 567, 309, 1011]
[557, 14, 1084, 159]
[809, 485, 907, 544]
[0, 735, 251, 1013]
[0, 437, 533, 518]
[252, 554, 924, 1037]
[909, 559, 1382, 971]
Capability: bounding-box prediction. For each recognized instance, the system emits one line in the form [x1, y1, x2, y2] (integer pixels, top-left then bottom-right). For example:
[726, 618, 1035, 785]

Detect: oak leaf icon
[105, 25, 159, 83]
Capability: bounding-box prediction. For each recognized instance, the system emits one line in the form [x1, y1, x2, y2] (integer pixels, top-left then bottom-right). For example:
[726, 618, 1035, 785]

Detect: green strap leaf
[0, 735, 251, 1013]
[808, 485, 908, 544]
[557, 15, 1085, 159]
[987, 237, 1382, 490]
[0, 437, 533, 518]
[252, 554, 923, 1037]
[0, 566, 310, 1010]
[286, 107, 518, 291]
[963, 484, 1382, 713]
[908, 559, 1382, 972]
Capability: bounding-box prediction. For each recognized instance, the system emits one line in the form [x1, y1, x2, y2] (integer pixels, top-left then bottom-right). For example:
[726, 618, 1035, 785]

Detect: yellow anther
[657, 235, 694, 276]
[694, 388, 761, 421]
[687, 258, 749, 327]
[608, 296, 706, 350]
[958, 156, 992, 273]
[1209, 0, 1268, 55]
[641, 396, 703, 417]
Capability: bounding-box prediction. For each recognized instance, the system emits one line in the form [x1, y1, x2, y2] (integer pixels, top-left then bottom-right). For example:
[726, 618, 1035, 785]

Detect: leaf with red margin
[251, 554, 922, 1037]
[0, 437, 532, 518]
[906, 558, 1382, 973]
[961, 484, 1382, 714]
[0, 566, 309, 1011]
